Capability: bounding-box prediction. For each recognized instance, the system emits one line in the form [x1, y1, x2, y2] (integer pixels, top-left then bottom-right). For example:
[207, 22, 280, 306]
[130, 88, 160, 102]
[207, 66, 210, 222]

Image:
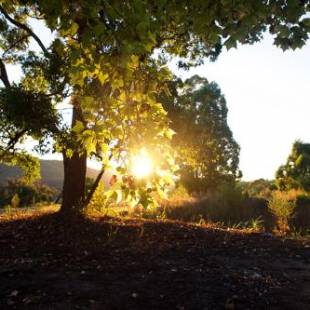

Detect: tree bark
[60, 104, 87, 215]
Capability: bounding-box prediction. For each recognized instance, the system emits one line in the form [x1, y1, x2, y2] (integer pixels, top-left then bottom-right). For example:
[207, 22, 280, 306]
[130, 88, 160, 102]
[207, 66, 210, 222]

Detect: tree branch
[0, 5, 49, 56]
[0, 58, 10, 88]
[5, 129, 28, 151]
[83, 153, 113, 207]
[2, 34, 29, 56]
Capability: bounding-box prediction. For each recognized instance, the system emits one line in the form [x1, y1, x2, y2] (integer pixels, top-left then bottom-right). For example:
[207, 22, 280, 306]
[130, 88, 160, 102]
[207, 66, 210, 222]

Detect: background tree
[162, 75, 241, 192]
[0, 178, 56, 208]
[240, 179, 276, 199]
[276, 140, 310, 191]
[0, 1, 310, 214]
[0, 86, 59, 183]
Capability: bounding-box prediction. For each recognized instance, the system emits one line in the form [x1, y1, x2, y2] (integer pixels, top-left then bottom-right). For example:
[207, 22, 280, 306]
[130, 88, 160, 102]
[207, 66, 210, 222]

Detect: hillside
[0, 160, 100, 190]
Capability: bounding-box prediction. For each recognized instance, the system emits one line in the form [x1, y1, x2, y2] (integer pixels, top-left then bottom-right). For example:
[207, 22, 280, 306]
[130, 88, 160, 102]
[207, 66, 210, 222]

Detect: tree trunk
[61, 151, 87, 214]
[60, 104, 87, 214]
[60, 18, 90, 215]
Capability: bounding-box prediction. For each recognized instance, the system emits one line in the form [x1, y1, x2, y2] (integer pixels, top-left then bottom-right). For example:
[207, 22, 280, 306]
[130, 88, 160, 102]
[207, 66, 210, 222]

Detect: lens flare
[131, 149, 153, 178]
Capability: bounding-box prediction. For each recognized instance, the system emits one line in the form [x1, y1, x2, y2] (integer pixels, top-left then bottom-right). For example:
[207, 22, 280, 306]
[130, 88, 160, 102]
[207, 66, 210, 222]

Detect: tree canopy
[0, 1, 310, 212]
[162, 75, 241, 192]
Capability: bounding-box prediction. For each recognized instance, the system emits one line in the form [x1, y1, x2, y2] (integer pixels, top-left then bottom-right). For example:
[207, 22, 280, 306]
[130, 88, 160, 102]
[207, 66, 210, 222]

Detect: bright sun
[131, 148, 153, 178]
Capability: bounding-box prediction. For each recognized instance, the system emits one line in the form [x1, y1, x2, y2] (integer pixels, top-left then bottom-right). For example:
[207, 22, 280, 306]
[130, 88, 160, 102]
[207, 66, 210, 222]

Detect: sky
[4, 20, 310, 181]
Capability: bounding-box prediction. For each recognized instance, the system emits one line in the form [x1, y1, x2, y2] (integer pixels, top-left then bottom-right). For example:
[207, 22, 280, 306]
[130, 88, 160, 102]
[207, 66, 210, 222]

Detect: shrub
[209, 182, 246, 223]
[289, 194, 310, 233]
[268, 190, 296, 232]
[86, 182, 127, 215]
[87, 182, 108, 213]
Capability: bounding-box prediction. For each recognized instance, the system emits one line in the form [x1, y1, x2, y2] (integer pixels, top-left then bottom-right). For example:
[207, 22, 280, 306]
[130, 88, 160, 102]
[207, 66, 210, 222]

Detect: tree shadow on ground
[0, 212, 309, 309]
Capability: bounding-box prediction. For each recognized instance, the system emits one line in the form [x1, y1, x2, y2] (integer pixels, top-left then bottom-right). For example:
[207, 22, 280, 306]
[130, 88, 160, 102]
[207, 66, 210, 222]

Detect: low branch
[0, 58, 10, 88]
[83, 168, 105, 207]
[83, 154, 113, 207]
[0, 5, 49, 56]
[54, 191, 63, 204]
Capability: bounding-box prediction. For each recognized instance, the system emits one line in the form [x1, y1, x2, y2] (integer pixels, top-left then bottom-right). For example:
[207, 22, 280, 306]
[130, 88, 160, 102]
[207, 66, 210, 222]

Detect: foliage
[0, 178, 56, 208]
[161, 76, 241, 192]
[0, 86, 58, 140]
[1, 1, 310, 210]
[276, 140, 310, 191]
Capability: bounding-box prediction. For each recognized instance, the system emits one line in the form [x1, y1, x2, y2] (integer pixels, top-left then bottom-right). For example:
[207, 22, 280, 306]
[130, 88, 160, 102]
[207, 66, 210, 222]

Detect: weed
[105, 226, 119, 244]
[249, 216, 264, 231]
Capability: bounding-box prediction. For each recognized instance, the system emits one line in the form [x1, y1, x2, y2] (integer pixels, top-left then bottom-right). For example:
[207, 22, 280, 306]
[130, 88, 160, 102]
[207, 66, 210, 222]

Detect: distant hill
[0, 160, 101, 190]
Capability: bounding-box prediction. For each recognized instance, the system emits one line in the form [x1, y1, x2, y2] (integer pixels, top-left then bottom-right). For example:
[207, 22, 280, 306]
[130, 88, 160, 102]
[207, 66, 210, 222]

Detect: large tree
[0, 1, 310, 214]
[162, 75, 241, 192]
[276, 140, 310, 191]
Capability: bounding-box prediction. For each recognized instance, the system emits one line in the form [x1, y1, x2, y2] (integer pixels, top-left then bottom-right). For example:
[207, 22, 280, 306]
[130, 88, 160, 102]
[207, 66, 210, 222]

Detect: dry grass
[0, 204, 59, 221]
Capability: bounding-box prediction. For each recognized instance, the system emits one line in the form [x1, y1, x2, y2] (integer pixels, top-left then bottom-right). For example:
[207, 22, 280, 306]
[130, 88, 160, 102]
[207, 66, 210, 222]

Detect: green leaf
[98, 72, 109, 84]
[62, 22, 79, 36]
[72, 120, 84, 133]
[164, 128, 176, 139]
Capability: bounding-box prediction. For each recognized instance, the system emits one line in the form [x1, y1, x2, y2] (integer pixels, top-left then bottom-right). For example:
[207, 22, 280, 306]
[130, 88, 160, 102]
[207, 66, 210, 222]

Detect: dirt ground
[0, 211, 309, 309]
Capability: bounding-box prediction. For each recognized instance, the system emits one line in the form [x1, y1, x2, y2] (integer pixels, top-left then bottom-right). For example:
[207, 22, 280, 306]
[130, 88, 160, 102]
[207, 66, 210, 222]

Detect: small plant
[11, 194, 20, 208]
[197, 214, 207, 226]
[159, 207, 167, 220]
[230, 221, 244, 229]
[290, 227, 303, 239]
[248, 217, 264, 231]
[268, 191, 296, 233]
[3, 204, 12, 217]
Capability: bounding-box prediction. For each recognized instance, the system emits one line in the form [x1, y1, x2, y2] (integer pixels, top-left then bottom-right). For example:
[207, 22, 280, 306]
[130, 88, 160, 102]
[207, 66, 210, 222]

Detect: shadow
[0, 211, 309, 309]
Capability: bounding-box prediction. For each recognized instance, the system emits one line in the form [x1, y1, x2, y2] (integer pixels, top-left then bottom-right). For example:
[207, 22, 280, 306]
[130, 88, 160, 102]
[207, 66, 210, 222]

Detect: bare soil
[0, 211, 309, 309]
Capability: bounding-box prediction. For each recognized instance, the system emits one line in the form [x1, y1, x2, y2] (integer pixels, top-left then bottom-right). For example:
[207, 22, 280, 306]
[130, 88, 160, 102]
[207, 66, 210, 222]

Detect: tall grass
[85, 182, 310, 234]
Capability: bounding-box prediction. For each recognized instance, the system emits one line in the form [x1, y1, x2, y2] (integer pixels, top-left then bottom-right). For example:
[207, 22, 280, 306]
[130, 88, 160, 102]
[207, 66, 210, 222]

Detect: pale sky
[4, 20, 310, 181]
